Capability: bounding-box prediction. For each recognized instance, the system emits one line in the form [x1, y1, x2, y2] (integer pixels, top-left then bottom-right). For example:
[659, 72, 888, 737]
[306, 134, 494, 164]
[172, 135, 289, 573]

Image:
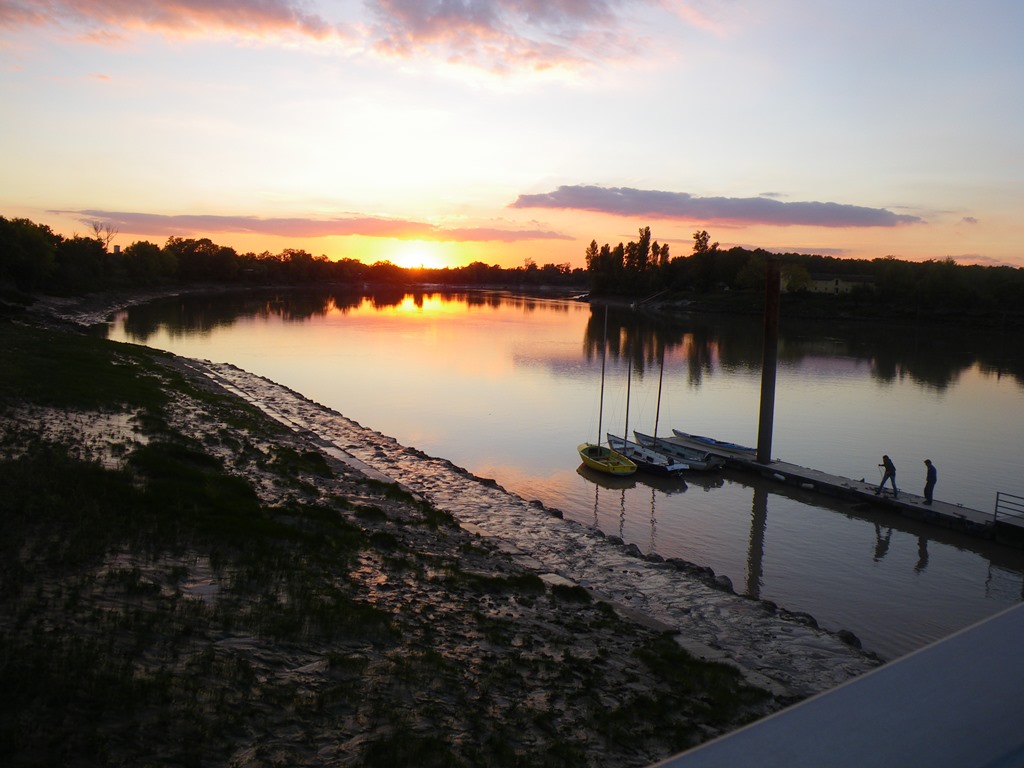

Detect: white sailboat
[633, 347, 725, 472]
[607, 340, 686, 475]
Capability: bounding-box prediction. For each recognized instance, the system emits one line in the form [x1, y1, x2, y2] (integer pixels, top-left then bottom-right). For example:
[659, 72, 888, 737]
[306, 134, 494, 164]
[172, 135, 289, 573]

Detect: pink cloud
[1, 0, 690, 71]
[54, 209, 571, 243]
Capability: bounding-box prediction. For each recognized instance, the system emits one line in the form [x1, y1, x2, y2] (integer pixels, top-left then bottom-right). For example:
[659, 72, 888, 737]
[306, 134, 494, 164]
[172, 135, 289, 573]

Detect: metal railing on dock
[994, 492, 1024, 527]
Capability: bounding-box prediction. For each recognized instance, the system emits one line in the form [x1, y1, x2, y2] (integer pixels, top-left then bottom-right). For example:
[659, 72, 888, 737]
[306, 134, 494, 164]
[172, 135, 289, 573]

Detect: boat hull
[607, 434, 688, 475]
[633, 432, 725, 471]
[671, 428, 755, 455]
[577, 442, 637, 475]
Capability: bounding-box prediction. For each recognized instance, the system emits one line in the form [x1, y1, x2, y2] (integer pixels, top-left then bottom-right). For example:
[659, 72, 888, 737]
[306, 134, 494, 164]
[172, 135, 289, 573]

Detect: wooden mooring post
[756, 258, 780, 464]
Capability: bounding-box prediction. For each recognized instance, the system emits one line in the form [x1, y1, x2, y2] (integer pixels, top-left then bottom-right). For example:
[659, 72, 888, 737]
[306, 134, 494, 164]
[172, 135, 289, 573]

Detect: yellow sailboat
[577, 305, 637, 476]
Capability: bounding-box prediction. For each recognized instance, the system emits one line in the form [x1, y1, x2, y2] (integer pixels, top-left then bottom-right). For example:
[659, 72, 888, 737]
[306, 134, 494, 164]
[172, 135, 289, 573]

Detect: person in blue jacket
[923, 459, 937, 505]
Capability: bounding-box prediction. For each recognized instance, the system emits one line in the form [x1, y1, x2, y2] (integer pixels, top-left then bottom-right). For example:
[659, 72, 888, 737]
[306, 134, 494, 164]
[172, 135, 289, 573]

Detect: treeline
[0, 216, 587, 296]
[3, 215, 1022, 316]
[587, 227, 1024, 315]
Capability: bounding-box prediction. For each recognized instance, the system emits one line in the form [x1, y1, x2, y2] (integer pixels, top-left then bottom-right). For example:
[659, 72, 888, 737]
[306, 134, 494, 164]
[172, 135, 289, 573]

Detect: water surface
[105, 289, 1024, 660]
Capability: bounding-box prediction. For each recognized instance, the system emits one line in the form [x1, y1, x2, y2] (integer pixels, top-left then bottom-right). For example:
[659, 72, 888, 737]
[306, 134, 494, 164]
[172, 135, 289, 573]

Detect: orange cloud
[0, 0, 340, 40]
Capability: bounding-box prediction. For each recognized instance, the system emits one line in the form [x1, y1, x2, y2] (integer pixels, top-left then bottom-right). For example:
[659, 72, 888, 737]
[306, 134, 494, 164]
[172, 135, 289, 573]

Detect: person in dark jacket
[876, 454, 898, 498]
[923, 459, 937, 505]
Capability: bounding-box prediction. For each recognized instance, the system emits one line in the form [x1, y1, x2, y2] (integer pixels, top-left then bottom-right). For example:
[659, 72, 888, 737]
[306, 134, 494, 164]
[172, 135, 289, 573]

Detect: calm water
[105, 289, 1024, 660]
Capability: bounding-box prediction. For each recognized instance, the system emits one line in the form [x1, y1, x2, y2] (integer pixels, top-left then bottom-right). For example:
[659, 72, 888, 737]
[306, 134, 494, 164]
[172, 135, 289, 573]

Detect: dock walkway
[664, 433, 1023, 543]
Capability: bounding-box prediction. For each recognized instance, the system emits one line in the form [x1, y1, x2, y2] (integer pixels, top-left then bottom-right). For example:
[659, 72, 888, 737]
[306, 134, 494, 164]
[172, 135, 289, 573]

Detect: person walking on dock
[876, 454, 898, 498]
[923, 459, 937, 505]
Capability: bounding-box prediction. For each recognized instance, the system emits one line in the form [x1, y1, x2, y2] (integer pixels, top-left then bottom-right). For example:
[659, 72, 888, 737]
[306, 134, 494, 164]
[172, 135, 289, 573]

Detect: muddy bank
[193, 358, 881, 698]
[2, 292, 883, 766]
[29, 289, 885, 693]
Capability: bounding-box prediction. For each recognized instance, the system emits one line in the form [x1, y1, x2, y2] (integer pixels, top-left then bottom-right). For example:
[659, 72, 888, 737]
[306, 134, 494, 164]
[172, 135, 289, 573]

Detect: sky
[1, 0, 1022, 270]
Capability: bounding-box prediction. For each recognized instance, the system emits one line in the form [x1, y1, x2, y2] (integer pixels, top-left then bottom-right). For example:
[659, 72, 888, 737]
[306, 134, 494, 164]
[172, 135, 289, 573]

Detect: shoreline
[191, 358, 882, 696]
[6, 289, 885, 765]
[33, 288, 882, 691]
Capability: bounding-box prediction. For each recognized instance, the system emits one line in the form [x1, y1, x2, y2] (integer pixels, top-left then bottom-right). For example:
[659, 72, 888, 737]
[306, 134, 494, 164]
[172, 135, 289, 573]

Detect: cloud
[511, 185, 924, 228]
[55, 209, 570, 243]
[0, 0, 338, 41]
[2, 0, 677, 70]
[944, 253, 1019, 268]
[364, 0, 659, 71]
[0, 0, 698, 72]
[961, 216, 978, 225]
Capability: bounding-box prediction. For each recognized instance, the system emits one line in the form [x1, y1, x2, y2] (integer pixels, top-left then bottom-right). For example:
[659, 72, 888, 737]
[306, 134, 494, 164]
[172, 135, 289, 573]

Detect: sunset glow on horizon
[2, 1, 1021, 270]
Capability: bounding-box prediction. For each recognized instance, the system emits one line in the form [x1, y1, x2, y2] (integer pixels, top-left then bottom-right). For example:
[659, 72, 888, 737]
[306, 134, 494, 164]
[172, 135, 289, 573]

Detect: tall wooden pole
[756, 259, 780, 464]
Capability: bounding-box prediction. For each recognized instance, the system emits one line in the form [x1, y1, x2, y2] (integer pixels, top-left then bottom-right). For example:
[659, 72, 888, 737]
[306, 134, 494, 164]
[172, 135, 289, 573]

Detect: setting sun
[389, 240, 452, 270]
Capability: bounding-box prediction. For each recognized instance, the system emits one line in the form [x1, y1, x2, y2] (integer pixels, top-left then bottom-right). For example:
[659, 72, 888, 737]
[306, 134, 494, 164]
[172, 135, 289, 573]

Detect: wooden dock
[664, 433, 1024, 544]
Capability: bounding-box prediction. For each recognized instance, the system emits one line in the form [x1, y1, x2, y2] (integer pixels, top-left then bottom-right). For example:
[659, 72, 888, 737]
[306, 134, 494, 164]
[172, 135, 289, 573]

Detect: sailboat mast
[653, 346, 665, 437]
[624, 341, 632, 438]
[597, 305, 608, 441]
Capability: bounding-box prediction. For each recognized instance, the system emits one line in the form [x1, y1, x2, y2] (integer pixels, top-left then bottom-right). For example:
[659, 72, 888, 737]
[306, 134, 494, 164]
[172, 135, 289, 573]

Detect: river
[103, 288, 1024, 660]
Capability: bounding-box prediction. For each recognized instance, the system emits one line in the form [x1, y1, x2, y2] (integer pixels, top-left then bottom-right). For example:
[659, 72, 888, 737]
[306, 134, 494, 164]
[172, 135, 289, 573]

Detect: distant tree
[0, 216, 58, 290]
[123, 240, 176, 284]
[623, 227, 652, 275]
[651, 240, 670, 269]
[90, 220, 118, 251]
[367, 260, 404, 284]
[692, 230, 718, 255]
[782, 263, 811, 293]
[54, 235, 108, 291]
[736, 252, 767, 290]
[280, 249, 321, 282]
[329, 257, 367, 284]
[873, 255, 917, 303]
[636, 226, 651, 273]
[164, 237, 238, 282]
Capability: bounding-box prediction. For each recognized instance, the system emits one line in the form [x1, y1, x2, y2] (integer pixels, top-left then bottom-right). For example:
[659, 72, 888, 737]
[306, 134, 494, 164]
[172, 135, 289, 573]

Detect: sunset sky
[2, 0, 1021, 270]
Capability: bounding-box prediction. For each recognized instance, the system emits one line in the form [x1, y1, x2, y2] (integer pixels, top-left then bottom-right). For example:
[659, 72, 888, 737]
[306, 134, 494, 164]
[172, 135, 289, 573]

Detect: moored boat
[671, 428, 756, 455]
[633, 431, 726, 471]
[607, 433, 687, 475]
[578, 442, 637, 475]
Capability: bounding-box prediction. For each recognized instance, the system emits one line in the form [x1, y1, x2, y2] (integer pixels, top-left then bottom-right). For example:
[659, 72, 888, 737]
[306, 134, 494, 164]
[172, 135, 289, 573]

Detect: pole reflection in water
[578, 464, 688, 551]
[746, 487, 768, 599]
[649, 488, 658, 555]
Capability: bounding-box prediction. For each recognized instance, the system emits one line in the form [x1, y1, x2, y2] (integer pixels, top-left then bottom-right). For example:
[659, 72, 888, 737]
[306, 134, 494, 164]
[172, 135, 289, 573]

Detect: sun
[390, 240, 449, 270]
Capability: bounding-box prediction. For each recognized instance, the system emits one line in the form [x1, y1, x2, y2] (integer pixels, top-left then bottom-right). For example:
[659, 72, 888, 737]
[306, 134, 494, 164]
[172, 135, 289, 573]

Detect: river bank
[3, 291, 881, 766]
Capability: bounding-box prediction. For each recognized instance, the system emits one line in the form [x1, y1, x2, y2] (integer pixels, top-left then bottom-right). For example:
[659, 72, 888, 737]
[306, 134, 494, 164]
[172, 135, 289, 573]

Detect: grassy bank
[0, 315, 772, 767]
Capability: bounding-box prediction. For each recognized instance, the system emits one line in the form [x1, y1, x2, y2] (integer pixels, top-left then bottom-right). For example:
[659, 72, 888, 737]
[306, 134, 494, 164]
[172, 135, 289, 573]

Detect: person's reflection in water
[915, 536, 930, 573]
[874, 524, 893, 561]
